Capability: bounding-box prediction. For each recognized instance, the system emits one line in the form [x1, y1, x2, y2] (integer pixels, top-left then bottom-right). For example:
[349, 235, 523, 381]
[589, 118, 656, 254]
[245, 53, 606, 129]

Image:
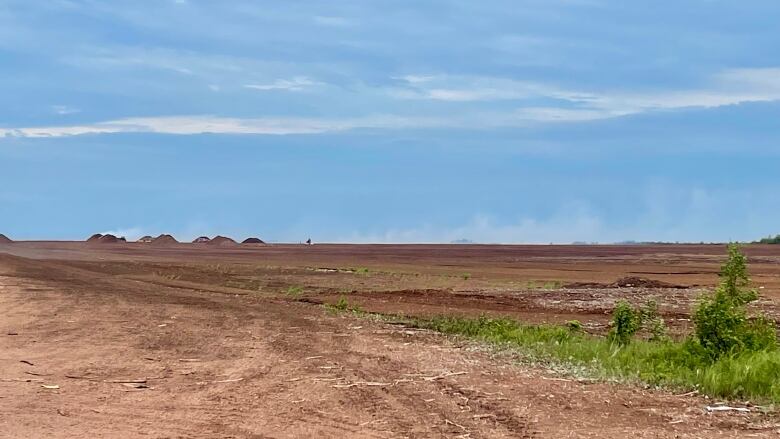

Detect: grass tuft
[284, 285, 304, 298]
[325, 295, 363, 314]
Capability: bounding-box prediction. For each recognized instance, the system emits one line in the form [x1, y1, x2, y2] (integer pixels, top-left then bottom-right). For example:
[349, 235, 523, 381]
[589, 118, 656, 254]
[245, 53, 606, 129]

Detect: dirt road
[1, 246, 778, 437]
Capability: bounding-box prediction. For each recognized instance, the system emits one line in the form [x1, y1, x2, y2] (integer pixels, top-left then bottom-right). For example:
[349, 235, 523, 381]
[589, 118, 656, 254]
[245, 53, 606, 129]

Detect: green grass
[325, 295, 363, 314]
[284, 285, 304, 298]
[406, 314, 780, 403]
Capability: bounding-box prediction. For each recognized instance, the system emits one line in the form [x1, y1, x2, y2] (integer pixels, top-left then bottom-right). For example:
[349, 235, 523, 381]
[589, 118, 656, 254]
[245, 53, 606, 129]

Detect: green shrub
[693, 292, 748, 359]
[718, 243, 757, 306]
[692, 243, 775, 359]
[608, 300, 641, 346]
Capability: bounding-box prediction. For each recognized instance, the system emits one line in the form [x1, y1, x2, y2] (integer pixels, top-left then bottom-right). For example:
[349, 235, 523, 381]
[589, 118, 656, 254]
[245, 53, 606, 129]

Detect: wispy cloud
[6, 66, 780, 139]
[244, 76, 320, 92]
[393, 67, 780, 121]
[0, 114, 449, 138]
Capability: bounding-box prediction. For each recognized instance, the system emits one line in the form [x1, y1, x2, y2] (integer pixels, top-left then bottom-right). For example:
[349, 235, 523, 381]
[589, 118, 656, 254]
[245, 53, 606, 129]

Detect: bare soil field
[2, 242, 780, 437]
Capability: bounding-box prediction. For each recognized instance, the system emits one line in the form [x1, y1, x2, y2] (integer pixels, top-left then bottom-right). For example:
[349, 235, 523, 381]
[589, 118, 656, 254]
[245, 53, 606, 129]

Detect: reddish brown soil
[2, 243, 780, 437]
[0, 234, 11, 244]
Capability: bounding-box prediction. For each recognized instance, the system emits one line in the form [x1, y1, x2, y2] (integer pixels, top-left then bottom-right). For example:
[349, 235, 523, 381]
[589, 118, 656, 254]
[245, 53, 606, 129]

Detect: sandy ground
[2, 243, 780, 437]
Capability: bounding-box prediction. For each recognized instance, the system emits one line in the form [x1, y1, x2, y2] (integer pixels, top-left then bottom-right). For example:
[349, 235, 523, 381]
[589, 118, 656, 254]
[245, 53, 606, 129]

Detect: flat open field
[3, 242, 780, 437]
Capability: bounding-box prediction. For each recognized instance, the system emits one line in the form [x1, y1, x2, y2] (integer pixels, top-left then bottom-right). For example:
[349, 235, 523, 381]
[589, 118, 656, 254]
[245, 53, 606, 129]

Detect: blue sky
[2, 1, 780, 243]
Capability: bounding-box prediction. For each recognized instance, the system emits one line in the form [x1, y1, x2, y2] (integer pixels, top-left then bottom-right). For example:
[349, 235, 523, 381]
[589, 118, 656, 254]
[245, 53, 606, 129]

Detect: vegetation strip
[327, 244, 780, 404]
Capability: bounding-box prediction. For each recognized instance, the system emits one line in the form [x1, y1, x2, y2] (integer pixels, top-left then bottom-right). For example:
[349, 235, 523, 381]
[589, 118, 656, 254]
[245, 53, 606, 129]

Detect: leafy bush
[692, 243, 775, 359]
[718, 243, 757, 306]
[608, 300, 641, 346]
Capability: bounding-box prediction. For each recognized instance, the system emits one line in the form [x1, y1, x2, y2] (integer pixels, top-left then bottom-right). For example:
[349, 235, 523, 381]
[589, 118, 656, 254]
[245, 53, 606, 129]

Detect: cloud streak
[0, 114, 450, 138]
[393, 67, 780, 121]
[4, 66, 780, 138]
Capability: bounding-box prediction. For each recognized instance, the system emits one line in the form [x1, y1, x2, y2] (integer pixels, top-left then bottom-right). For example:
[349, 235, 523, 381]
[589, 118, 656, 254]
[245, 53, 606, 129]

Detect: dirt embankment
[151, 234, 178, 246]
[564, 276, 689, 289]
[241, 237, 265, 244]
[207, 236, 237, 246]
[86, 233, 103, 242]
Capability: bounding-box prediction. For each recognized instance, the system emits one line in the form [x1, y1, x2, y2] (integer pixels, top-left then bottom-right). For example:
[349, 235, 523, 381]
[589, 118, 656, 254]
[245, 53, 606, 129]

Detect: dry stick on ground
[706, 406, 750, 413]
[329, 371, 468, 388]
[213, 378, 243, 383]
[445, 419, 469, 431]
[65, 375, 163, 383]
[422, 371, 468, 381]
[105, 379, 148, 384]
[332, 381, 392, 388]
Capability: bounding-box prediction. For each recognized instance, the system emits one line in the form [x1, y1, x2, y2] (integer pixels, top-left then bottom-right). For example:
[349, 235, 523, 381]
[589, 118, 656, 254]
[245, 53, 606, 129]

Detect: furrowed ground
[2, 242, 780, 437]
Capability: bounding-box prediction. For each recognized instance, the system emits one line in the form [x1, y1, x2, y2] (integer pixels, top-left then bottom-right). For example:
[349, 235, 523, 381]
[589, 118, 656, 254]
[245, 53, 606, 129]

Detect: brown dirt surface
[0, 234, 11, 243]
[86, 233, 103, 242]
[2, 243, 780, 437]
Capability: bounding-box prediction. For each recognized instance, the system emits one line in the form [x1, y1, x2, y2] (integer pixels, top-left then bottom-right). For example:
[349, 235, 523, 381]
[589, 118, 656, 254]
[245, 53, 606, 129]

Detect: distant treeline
[755, 235, 780, 244]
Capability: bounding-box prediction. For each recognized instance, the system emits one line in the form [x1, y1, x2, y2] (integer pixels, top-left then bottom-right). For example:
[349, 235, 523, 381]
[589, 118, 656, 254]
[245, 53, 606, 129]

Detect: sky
[2, 1, 780, 243]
